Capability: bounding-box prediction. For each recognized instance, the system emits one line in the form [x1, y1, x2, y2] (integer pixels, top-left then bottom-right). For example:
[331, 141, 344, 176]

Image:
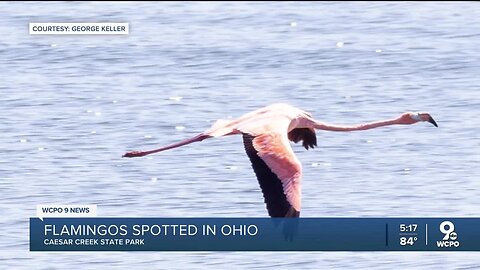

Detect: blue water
[1, 1, 480, 268]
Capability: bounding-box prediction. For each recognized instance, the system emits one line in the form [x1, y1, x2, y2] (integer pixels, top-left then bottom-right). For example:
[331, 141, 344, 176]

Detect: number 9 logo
[440, 221, 455, 240]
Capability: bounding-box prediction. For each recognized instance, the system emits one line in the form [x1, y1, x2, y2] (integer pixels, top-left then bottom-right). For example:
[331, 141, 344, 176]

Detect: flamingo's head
[399, 112, 438, 127]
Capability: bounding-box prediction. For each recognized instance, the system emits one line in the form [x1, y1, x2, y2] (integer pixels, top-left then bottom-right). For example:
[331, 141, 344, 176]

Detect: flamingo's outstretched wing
[243, 133, 302, 217]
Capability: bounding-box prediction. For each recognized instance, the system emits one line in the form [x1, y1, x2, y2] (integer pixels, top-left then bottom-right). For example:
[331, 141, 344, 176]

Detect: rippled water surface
[1, 1, 480, 269]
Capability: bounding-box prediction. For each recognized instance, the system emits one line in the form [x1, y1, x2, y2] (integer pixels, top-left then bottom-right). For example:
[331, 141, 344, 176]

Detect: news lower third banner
[30, 218, 479, 251]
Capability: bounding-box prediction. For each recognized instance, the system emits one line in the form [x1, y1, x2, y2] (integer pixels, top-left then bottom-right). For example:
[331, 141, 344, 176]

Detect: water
[1, 1, 480, 268]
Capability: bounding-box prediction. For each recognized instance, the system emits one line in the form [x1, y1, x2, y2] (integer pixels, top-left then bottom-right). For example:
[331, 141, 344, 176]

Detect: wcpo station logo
[436, 221, 460, 248]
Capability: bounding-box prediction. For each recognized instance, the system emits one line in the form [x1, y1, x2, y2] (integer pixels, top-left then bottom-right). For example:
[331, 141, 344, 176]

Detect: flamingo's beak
[427, 116, 438, 127]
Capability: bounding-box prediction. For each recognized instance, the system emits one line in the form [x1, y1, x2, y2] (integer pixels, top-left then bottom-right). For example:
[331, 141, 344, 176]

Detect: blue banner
[30, 218, 479, 251]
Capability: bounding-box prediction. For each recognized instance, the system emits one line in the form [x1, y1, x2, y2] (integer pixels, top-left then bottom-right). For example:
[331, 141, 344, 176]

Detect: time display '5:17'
[400, 224, 418, 232]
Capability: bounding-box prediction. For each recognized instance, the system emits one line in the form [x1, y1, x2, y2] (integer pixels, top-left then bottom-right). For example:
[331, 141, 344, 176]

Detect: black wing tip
[268, 207, 300, 218]
[285, 207, 300, 218]
[288, 128, 317, 150]
[303, 141, 318, 150]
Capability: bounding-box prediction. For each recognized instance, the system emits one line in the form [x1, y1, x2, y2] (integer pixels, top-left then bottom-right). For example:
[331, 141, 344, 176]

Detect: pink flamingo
[123, 103, 437, 217]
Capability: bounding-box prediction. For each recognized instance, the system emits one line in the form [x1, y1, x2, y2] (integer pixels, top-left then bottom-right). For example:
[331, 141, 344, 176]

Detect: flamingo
[123, 103, 438, 217]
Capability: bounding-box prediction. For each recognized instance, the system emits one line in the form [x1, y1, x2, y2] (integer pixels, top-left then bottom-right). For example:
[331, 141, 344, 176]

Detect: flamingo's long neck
[314, 118, 401, 132]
